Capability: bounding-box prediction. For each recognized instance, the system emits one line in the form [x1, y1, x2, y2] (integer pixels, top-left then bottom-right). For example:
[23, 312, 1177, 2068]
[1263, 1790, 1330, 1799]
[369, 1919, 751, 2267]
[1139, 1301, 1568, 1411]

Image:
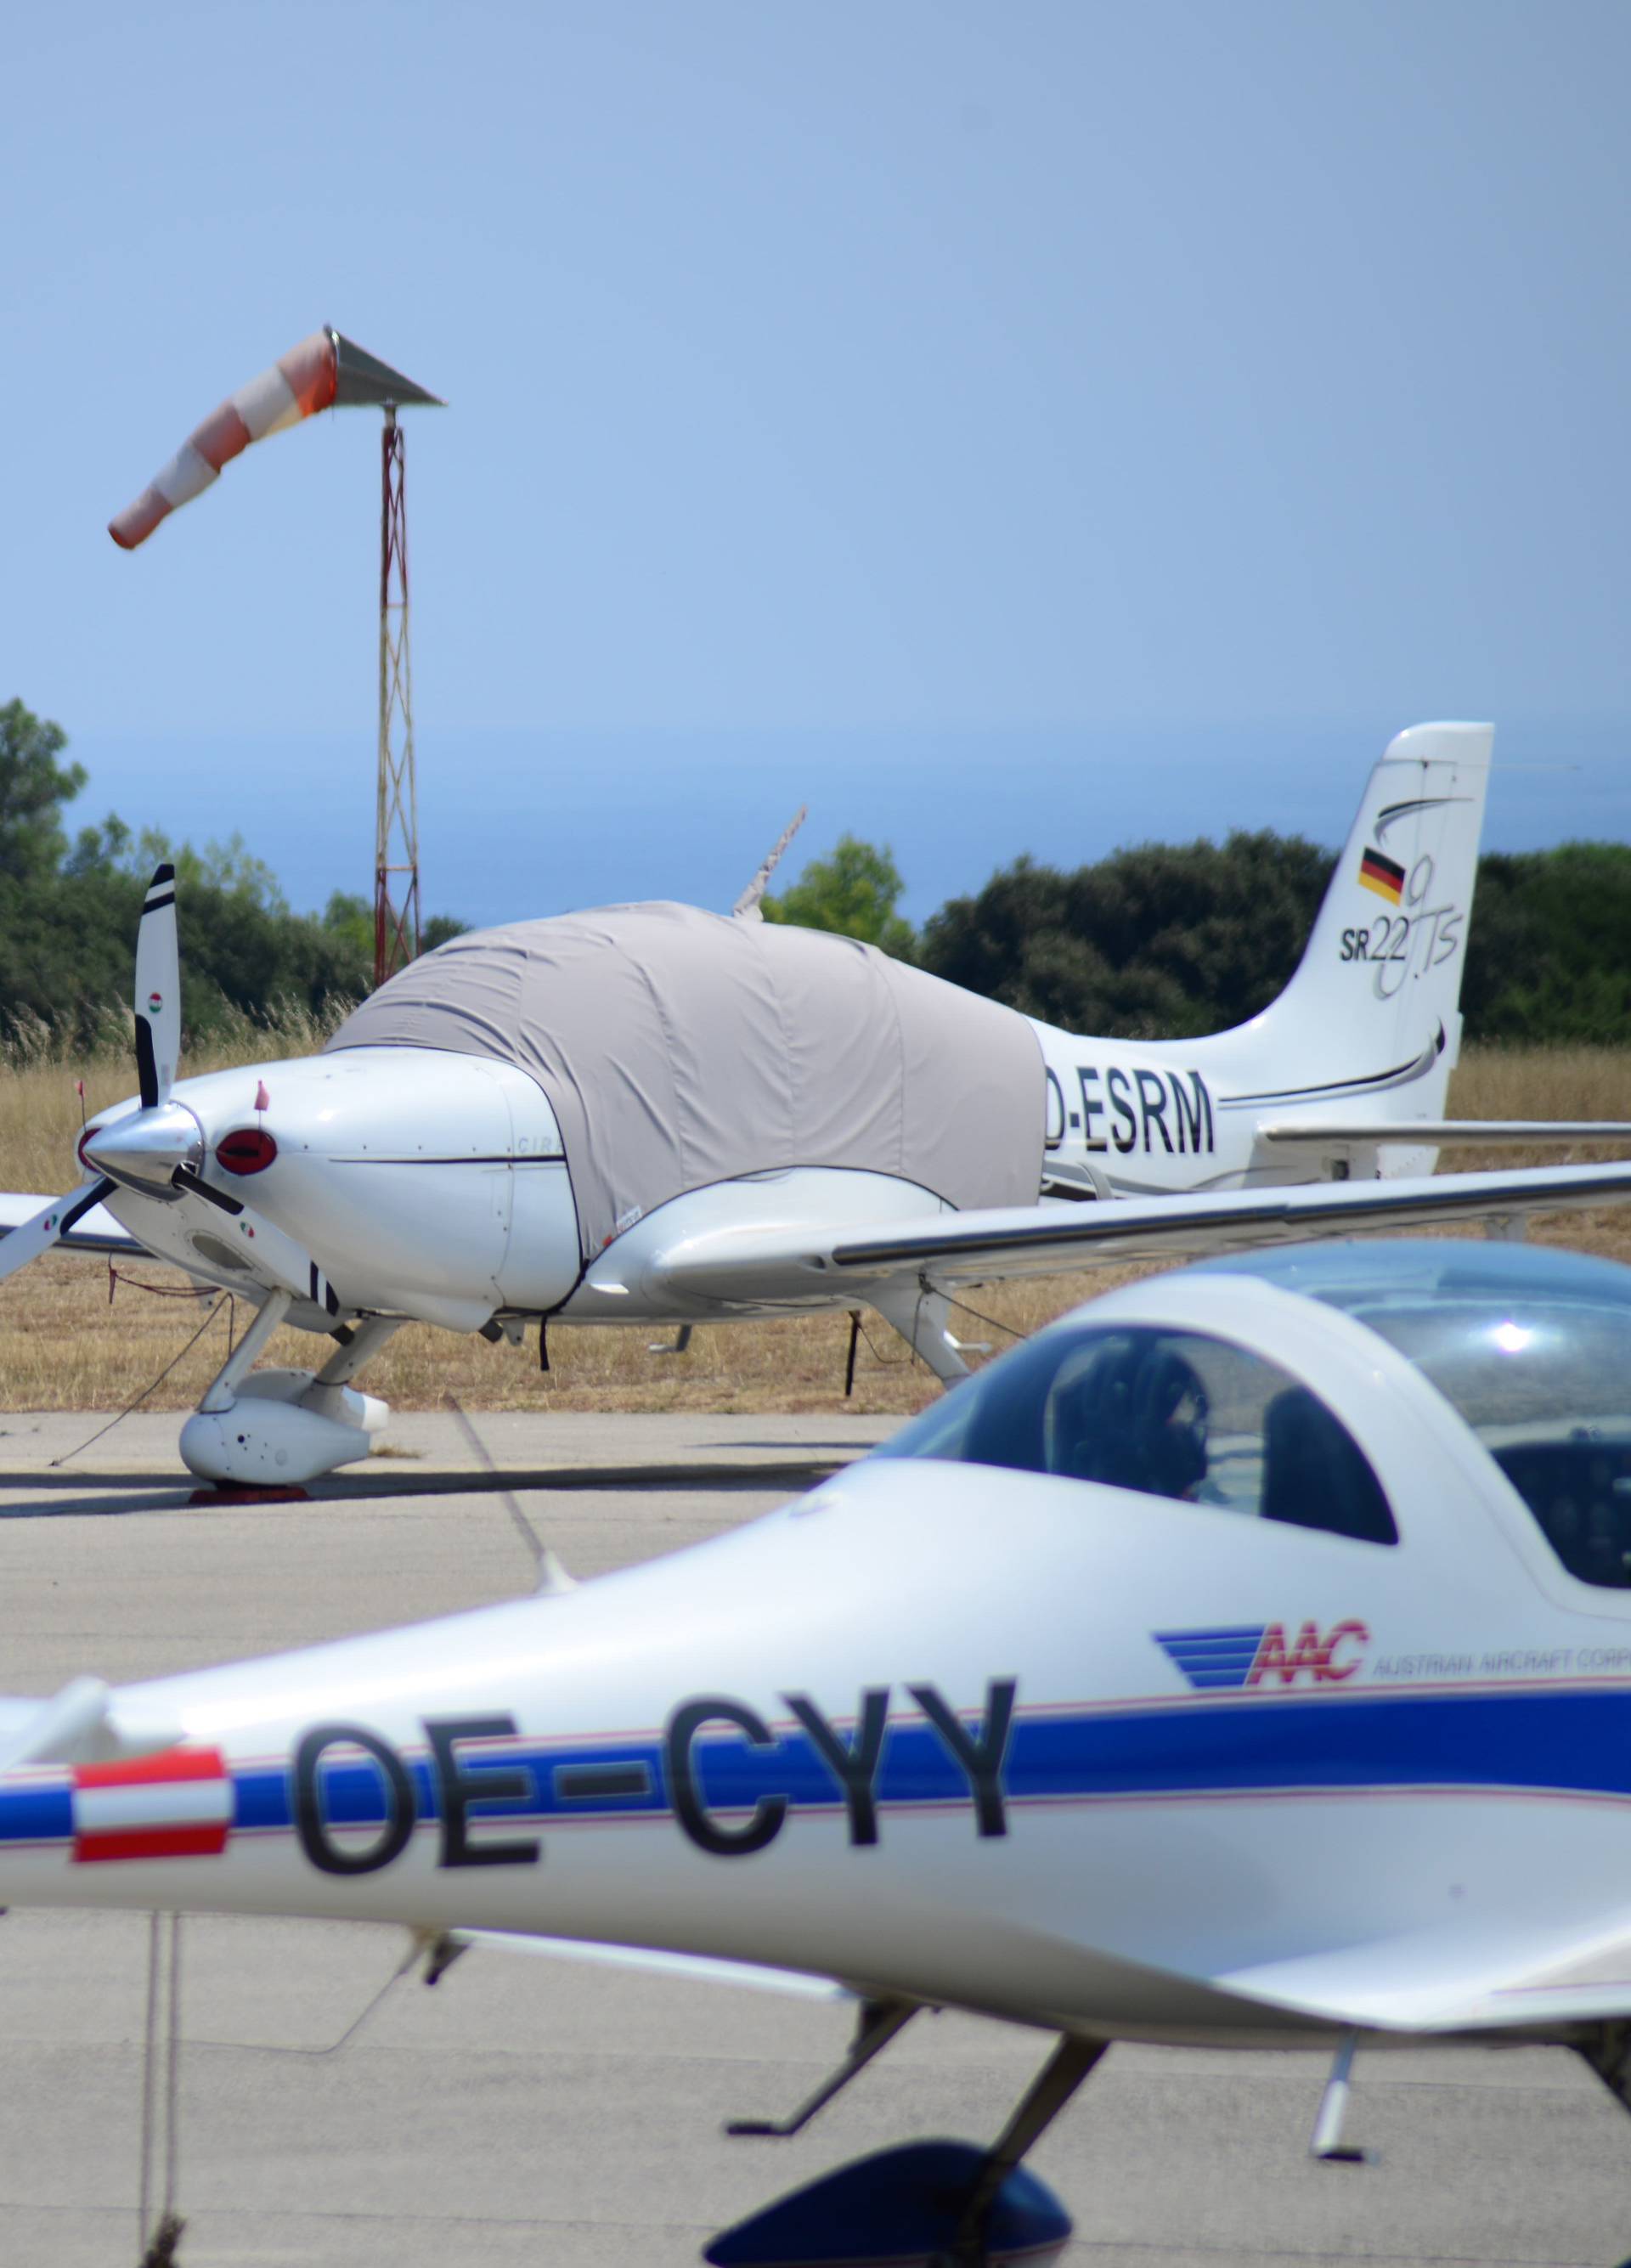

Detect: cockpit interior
[874, 1240, 1631, 1586]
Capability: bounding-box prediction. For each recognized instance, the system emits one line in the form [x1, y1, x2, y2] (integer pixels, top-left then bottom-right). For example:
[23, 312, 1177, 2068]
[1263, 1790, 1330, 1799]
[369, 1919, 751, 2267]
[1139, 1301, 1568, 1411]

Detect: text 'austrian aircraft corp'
[5, 1240, 1631, 2260]
[3, 720, 1631, 1487]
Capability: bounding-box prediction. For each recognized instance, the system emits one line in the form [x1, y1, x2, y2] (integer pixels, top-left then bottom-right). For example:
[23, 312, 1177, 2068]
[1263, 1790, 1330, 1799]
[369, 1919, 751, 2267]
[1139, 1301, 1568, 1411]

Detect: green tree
[134, 828, 287, 913]
[917, 833, 1333, 1038]
[320, 893, 467, 962]
[1461, 843, 1631, 1043]
[321, 891, 374, 963]
[762, 834, 917, 959]
[0, 699, 87, 883]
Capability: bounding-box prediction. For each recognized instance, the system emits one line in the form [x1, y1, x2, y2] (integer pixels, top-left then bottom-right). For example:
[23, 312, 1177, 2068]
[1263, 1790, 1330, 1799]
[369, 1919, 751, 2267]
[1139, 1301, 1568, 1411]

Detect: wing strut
[725, 1997, 916, 2138]
[951, 2034, 1108, 2258]
[1309, 2030, 1367, 2162]
[869, 1278, 973, 1382]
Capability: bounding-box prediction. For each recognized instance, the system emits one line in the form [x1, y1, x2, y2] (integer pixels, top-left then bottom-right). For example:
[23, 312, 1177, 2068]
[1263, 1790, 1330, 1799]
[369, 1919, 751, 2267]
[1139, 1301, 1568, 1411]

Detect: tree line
[3, 699, 1625, 1050]
[765, 832, 1631, 1047]
[0, 699, 461, 1048]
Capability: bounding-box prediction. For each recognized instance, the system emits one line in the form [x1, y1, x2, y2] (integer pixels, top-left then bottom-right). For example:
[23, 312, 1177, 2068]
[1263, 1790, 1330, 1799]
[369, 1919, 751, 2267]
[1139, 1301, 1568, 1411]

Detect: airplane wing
[1212, 1917, 1631, 2038]
[1260, 1120, 1631, 1148]
[452, 1929, 854, 2001]
[0, 1191, 143, 1257]
[648, 1160, 1631, 1305]
[466, 1916, 1631, 2040]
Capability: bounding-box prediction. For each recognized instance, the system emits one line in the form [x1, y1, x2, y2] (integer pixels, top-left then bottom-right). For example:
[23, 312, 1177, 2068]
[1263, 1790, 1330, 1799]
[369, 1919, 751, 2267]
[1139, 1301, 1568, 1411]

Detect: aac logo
[1247, 1619, 1368, 1687]
[1154, 1619, 1369, 1692]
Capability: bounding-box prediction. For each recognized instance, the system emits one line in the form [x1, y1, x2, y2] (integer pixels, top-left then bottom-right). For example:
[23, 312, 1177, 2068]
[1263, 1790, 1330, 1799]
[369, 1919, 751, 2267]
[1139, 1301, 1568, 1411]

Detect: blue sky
[6, 2, 1628, 923]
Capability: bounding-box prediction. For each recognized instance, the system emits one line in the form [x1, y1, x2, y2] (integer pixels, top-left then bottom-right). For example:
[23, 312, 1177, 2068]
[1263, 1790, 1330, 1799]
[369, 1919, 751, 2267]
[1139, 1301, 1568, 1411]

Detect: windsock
[109, 327, 443, 550]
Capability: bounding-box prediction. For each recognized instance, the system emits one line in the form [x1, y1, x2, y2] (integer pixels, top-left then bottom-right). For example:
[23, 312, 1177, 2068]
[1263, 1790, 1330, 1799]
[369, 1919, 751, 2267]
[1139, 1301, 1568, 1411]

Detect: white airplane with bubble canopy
[3, 720, 1631, 1489]
[5, 1238, 1631, 2262]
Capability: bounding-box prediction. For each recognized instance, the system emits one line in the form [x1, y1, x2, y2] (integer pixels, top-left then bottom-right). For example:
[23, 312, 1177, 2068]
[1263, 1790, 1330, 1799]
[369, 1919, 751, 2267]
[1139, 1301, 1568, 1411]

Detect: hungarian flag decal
[71, 1747, 232, 1865]
[1357, 845, 1406, 905]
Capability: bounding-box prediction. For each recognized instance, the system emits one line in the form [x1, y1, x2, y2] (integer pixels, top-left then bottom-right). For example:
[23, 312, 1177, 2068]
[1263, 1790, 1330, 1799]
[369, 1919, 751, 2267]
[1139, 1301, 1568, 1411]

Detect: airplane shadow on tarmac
[0, 1455, 857, 1520]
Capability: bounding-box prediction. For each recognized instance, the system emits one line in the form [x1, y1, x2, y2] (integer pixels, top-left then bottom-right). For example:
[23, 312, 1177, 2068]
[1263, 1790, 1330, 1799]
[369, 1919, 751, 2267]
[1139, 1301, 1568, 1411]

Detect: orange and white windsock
[108, 330, 339, 550]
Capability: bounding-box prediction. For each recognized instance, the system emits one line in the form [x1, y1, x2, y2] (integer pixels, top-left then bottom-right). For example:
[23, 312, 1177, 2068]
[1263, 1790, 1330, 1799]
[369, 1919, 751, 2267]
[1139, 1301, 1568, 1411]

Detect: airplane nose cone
[82, 1101, 204, 1193]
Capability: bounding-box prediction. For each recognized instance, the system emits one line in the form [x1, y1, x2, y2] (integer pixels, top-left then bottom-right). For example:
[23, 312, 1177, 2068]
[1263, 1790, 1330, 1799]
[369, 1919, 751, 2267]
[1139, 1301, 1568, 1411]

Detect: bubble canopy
[1197, 1242, 1631, 1583]
[875, 1240, 1631, 1585]
[1198, 1238, 1631, 1441]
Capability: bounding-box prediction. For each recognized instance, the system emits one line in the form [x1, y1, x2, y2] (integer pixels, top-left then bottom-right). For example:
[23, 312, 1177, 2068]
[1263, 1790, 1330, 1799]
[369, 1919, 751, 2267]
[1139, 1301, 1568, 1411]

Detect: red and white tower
[375, 406, 420, 986]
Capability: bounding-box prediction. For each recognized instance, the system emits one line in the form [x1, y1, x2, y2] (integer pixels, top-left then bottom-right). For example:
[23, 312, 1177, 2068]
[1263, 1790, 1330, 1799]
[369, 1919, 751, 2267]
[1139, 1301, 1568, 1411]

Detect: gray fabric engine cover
[327, 902, 1046, 1263]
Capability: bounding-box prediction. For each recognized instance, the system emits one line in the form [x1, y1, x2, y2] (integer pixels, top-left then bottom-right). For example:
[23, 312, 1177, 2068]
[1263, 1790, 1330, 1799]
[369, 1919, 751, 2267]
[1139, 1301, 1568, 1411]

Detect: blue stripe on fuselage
[4, 1689, 1631, 1854]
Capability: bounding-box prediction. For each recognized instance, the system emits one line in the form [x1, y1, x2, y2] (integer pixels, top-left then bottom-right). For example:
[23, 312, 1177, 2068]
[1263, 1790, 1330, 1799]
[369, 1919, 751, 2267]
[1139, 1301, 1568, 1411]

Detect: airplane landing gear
[869, 1279, 974, 1383]
[708, 2026, 1103, 2266]
[178, 1303, 402, 1485]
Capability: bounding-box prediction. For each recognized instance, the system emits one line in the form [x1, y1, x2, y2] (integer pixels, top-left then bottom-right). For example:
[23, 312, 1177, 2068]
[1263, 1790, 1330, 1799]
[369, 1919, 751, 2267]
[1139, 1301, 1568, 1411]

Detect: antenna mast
[375, 404, 420, 985]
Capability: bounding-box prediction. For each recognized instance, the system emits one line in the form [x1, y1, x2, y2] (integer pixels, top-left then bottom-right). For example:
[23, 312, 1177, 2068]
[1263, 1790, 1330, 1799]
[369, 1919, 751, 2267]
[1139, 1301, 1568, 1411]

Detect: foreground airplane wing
[649, 1159, 1631, 1302]
[1214, 1921, 1631, 2038]
[456, 1930, 854, 2001]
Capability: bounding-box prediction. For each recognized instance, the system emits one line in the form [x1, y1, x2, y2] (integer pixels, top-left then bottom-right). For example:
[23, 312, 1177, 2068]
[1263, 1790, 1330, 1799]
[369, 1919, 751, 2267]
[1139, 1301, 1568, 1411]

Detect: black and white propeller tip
[0, 866, 185, 1286]
[133, 860, 182, 1110]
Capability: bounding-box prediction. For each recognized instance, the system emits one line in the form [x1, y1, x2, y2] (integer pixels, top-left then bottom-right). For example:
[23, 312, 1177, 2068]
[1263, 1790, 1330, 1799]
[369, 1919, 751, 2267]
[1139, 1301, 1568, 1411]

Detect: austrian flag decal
[71, 1747, 232, 1865]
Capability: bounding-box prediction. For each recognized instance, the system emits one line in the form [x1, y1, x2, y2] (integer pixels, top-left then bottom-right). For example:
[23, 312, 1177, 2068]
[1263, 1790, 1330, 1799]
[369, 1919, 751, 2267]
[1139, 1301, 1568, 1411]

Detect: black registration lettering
[785, 1688, 891, 1847]
[1106, 1067, 1137, 1154]
[1135, 1069, 1172, 1154]
[667, 1697, 788, 1857]
[1171, 1071, 1211, 1154]
[1044, 1068, 1065, 1149]
[1076, 1067, 1107, 1151]
[293, 1723, 416, 1878]
[907, 1679, 1018, 1838]
[424, 1713, 541, 1869]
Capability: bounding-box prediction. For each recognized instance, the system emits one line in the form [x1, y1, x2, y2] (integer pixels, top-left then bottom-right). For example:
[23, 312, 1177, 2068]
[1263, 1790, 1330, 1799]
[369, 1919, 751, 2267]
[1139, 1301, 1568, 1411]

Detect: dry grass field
[0, 1019, 1627, 1421]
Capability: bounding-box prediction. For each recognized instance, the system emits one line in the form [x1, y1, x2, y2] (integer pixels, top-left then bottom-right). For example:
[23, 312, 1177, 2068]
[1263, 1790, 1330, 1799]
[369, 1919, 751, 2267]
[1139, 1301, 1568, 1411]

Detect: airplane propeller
[76, 861, 219, 1201]
[133, 862, 180, 1109]
[0, 1179, 118, 1290]
[0, 863, 193, 1291]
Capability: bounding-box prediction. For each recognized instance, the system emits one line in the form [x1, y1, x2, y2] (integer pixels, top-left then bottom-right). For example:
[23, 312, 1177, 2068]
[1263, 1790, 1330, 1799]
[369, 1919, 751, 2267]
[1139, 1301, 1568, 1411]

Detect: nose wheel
[708, 2028, 1103, 2265]
[178, 1305, 400, 1485]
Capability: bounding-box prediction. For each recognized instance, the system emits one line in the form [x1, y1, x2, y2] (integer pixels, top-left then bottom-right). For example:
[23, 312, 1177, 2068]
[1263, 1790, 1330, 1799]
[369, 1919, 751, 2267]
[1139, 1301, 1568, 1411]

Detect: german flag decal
[1357, 846, 1406, 905]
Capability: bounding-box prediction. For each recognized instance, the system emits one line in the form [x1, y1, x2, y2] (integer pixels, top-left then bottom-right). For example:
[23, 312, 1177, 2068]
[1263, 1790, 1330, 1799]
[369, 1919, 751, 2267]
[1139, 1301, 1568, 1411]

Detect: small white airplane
[3, 1234, 1631, 2262]
[4, 719, 1631, 1488]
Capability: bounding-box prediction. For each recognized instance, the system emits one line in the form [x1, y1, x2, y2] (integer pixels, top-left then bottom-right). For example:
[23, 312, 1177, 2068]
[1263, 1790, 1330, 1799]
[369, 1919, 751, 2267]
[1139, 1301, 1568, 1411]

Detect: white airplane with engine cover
[7, 1238, 1631, 2261]
[4, 719, 1631, 1490]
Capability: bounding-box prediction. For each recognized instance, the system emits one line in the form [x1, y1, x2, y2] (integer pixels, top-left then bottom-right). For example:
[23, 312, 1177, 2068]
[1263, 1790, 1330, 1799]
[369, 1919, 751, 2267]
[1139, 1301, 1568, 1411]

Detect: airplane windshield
[872, 1323, 1397, 1544]
[1199, 1242, 1631, 1588]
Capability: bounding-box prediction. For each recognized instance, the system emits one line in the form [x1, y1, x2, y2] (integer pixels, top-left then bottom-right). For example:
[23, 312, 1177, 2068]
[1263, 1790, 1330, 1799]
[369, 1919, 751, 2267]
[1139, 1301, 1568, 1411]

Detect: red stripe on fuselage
[75, 1823, 229, 1865]
[74, 1747, 226, 1790]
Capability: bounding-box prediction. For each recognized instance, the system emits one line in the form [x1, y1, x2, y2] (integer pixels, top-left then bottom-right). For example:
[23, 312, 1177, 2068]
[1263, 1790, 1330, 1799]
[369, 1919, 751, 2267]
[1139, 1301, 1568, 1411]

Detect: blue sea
[69, 719, 1630, 932]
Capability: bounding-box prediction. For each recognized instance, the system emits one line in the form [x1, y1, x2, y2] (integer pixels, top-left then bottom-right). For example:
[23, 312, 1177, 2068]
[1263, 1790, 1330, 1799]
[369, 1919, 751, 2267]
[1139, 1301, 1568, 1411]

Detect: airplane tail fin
[1225, 723, 1493, 1131]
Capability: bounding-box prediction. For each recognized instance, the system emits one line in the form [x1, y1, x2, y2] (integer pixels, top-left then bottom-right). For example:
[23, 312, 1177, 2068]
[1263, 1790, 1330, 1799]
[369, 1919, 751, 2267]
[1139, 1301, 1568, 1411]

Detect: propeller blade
[0, 1181, 116, 1287]
[133, 862, 180, 1109]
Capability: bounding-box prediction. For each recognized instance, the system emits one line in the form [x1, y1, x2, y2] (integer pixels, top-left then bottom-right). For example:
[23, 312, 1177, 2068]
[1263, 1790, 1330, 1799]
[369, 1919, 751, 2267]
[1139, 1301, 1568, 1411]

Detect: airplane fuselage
[1026, 1011, 1439, 1202]
[88, 1001, 1443, 1345]
[0, 1269, 1626, 2051]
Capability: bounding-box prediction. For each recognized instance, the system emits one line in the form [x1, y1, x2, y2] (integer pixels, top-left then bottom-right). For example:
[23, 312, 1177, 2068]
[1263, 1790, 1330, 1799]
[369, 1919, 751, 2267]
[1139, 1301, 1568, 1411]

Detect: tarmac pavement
[0, 1411, 1627, 2267]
